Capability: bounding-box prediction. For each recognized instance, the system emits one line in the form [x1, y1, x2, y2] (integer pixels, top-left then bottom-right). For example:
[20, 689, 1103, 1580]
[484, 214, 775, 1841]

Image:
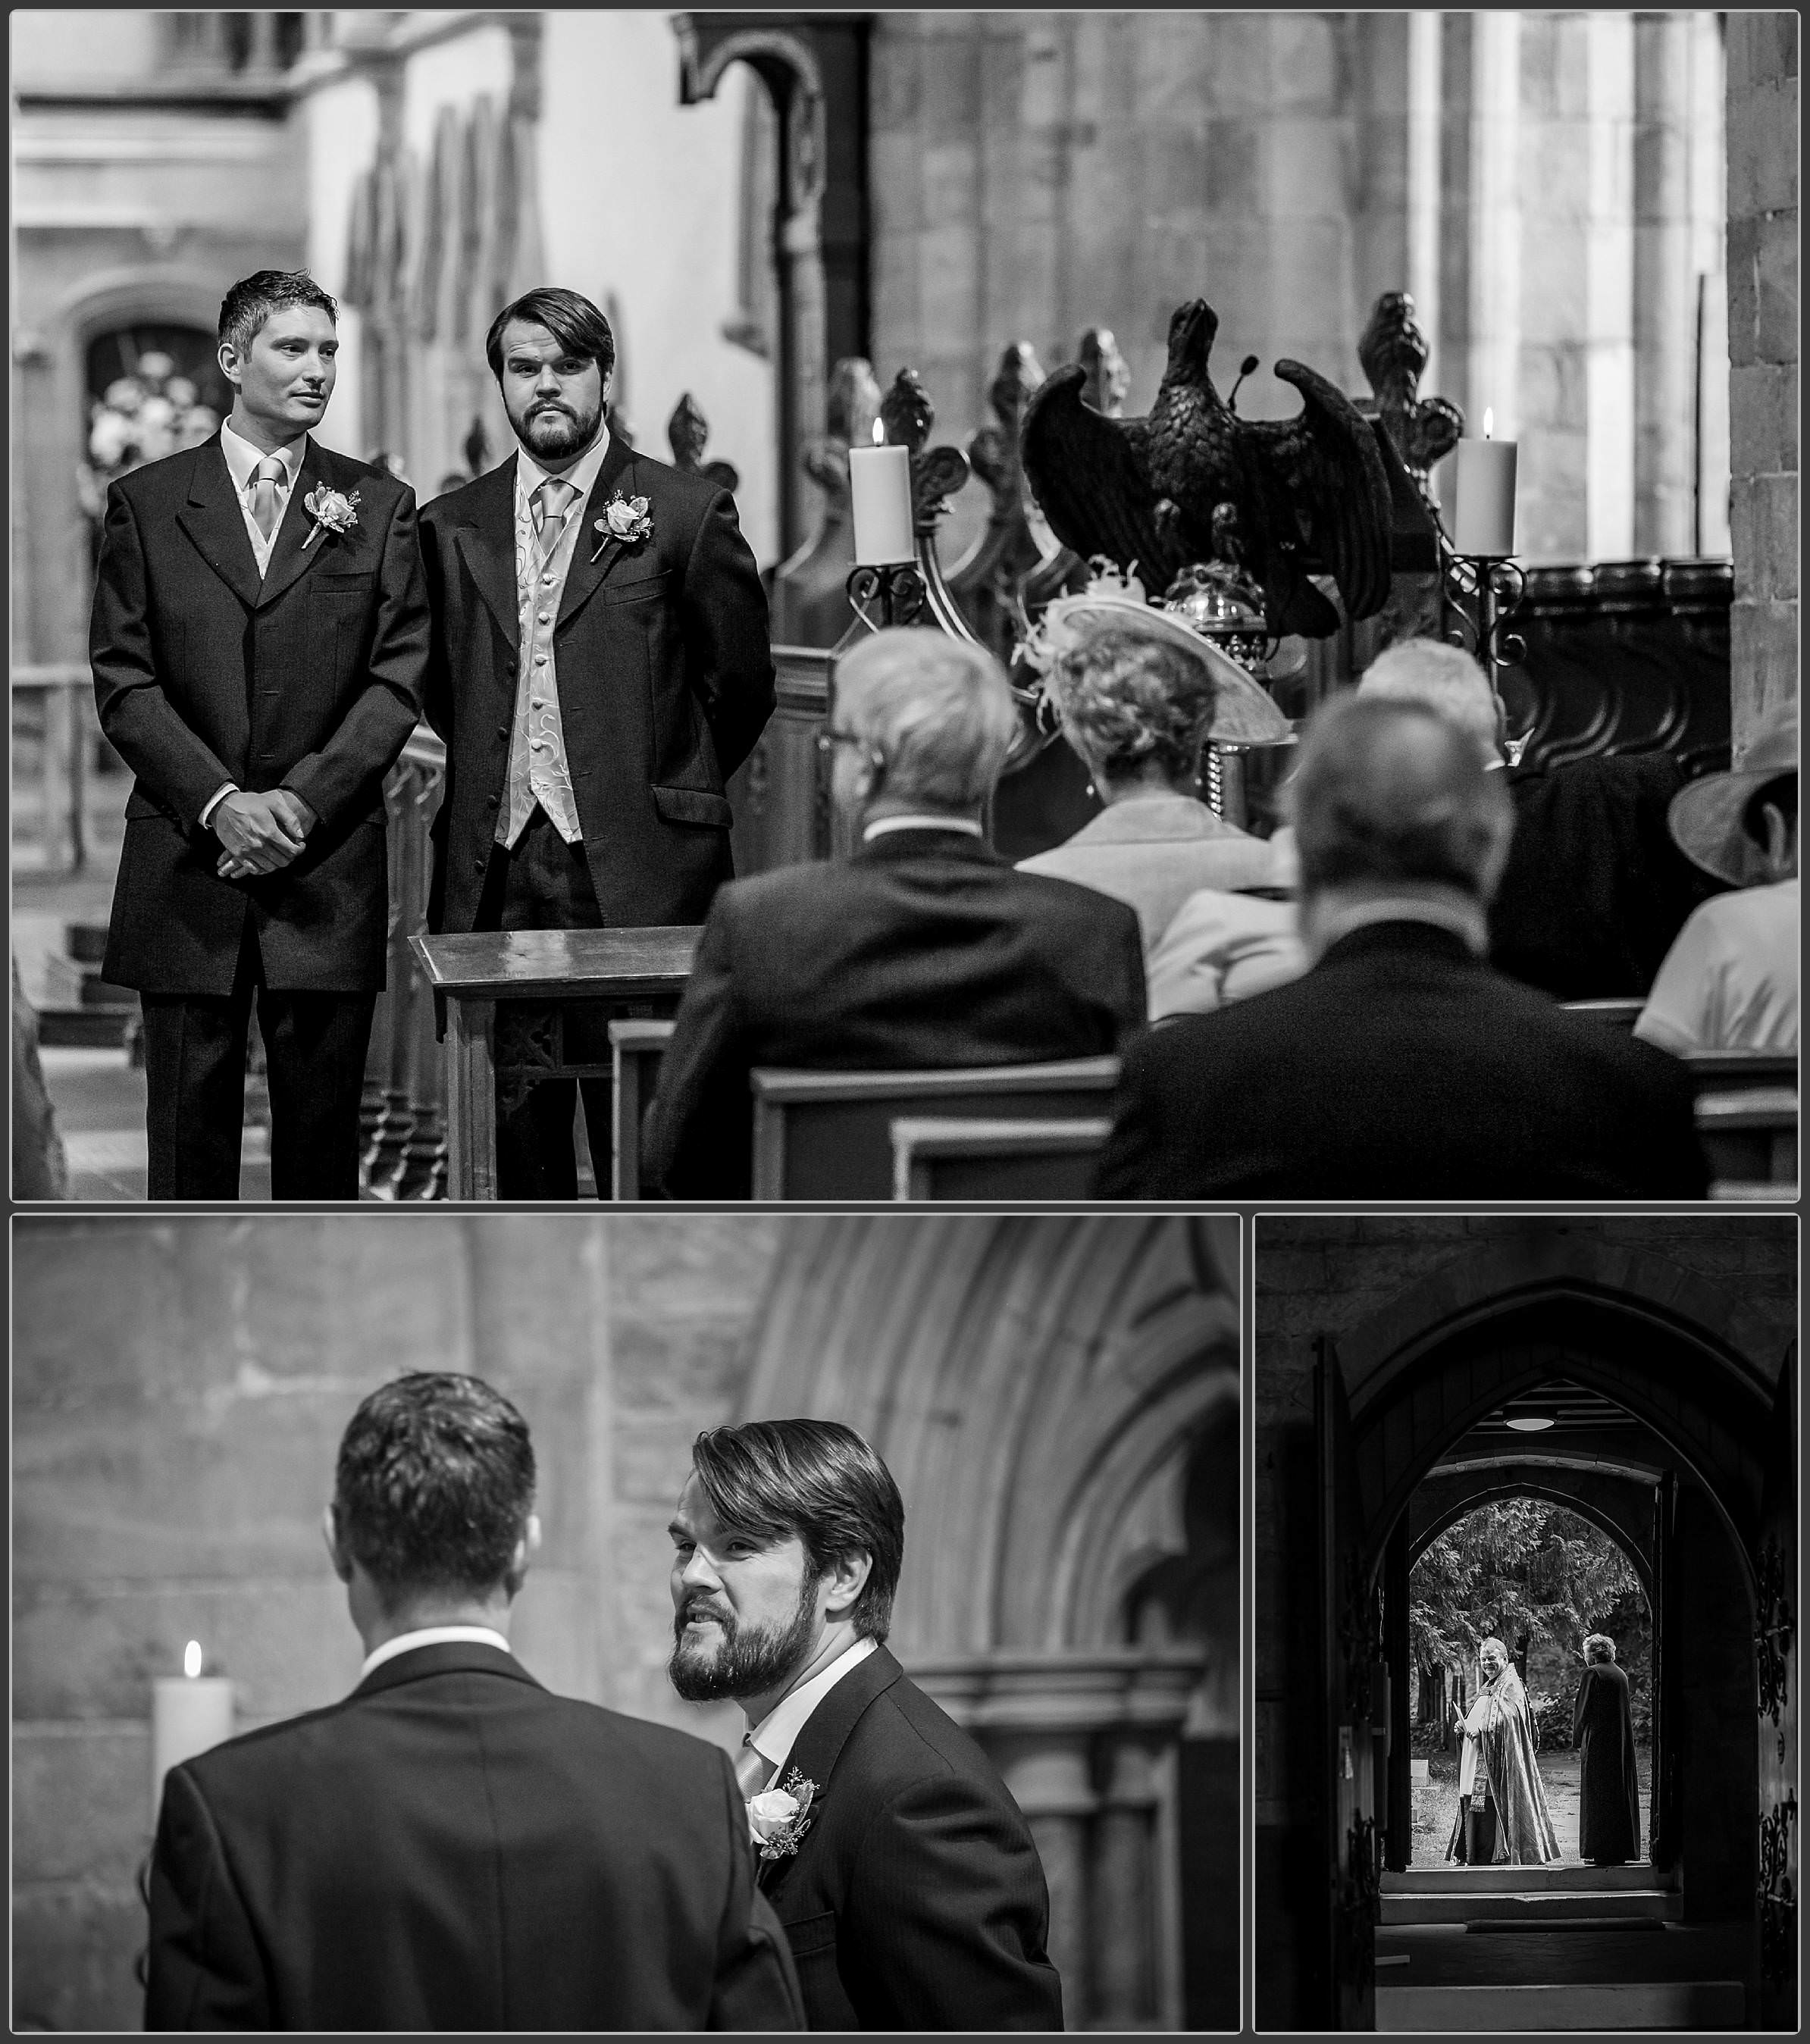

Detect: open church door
[1756, 1340, 1796, 2030]
[1317, 1335, 1379, 2030]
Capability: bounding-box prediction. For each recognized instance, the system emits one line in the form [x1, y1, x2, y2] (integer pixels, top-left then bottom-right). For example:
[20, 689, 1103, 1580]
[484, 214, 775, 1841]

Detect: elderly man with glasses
[644, 628, 1146, 1197]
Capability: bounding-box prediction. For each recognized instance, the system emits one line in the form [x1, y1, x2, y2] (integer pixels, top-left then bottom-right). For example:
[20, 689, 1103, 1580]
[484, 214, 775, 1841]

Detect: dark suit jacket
[143, 1642, 803, 2033]
[92, 434, 430, 994]
[757, 1646, 1063, 2031]
[1095, 919, 1710, 1198]
[1491, 751, 1726, 998]
[644, 828, 1148, 1197]
[418, 440, 774, 933]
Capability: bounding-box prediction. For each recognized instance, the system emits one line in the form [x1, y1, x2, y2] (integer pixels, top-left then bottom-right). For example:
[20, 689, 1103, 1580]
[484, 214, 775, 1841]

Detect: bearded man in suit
[145, 1373, 803, 2033]
[667, 1418, 1065, 2031]
[91, 270, 431, 1198]
[419, 286, 774, 1198]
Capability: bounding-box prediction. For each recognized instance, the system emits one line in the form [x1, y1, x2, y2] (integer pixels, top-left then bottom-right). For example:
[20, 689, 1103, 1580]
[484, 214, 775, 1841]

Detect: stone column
[991, 1729, 1098, 2023]
[1724, 12, 1798, 742]
[1633, 13, 1699, 556]
[1091, 1729, 1164, 2024]
[1586, 12, 1637, 563]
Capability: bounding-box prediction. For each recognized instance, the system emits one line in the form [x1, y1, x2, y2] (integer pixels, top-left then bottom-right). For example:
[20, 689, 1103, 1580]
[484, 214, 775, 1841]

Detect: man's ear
[821, 1547, 874, 1623]
[217, 339, 243, 393]
[503, 1513, 542, 1599]
[321, 1504, 353, 1585]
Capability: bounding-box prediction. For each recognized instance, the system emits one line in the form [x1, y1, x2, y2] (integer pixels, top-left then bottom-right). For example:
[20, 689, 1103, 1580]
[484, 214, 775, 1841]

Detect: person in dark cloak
[1574, 1632, 1642, 1864]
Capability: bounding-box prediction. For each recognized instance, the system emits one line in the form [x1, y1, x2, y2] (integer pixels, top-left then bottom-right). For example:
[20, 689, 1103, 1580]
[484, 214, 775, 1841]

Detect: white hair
[834, 628, 1019, 810]
[1358, 638, 1502, 768]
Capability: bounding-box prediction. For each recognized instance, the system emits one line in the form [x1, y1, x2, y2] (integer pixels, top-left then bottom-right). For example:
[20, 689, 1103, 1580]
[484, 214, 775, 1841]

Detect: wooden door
[1755, 1342, 1796, 2031]
[1317, 1334, 1378, 2030]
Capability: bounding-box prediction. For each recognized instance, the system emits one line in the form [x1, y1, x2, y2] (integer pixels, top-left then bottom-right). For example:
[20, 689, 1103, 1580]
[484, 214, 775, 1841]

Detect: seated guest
[1014, 619, 1279, 952]
[644, 630, 1147, 1198]
[1095, 694, 1709, 1198]
[1149, 637, 1495, 1019]
[1636, 699, 1798, 1054]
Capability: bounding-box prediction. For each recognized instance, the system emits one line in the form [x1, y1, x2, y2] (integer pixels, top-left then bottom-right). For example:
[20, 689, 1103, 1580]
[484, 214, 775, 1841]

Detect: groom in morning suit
[145, 1373, 803, 2033]
[669, 1418, 1065, 2030]
[91, 271, 431, 1200]
[419, 286, 775, 1198]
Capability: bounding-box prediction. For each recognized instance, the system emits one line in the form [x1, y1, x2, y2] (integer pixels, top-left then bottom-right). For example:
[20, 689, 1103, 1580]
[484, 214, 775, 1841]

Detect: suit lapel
[557, 433, 640, 631]
[756, 1645, 903, 1893]
[256, 438, 344, 609]
[451, 457, 522, 653]
[174, 436, 262, 609]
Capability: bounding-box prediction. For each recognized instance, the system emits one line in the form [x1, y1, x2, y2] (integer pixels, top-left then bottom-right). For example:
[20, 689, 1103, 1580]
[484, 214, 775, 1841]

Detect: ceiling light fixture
[1505, 1415, 1555, 1432]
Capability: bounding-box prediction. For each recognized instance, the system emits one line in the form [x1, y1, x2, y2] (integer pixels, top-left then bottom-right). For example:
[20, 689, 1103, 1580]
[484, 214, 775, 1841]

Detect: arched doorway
[1312, 1241, 1791, 2030]
[739, 1213, 1240, 2030]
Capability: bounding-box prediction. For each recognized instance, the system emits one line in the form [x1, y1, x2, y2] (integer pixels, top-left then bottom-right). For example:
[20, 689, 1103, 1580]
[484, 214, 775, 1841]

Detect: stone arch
[1409, 1470, 1658, 1610]
[739, 1214, 1239, 1655]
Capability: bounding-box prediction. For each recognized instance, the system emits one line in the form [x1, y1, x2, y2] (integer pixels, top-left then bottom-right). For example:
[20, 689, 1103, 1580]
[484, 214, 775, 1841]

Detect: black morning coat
[92, 434, 431, 994]
[756, 1645, 1066, 2031]
[644, 827, 1149, 1198]
[142, 1642, 804, 2032]
[417, 438, 775, 935]
[1095, 919, 1711, 1199]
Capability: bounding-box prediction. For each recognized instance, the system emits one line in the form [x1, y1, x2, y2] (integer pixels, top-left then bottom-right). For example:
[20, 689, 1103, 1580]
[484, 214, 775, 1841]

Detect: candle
[848, 421, 914, 566]
[1451, 408, 1517, 557]
[152, 1641, 235, 1823]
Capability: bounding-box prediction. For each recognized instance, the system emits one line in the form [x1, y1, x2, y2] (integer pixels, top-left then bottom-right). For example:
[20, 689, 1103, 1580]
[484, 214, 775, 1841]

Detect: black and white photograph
[12, 1212, 1242, 2031]
[11, 10, 1798, 1205]
[1252, 1213, 1798, 2033]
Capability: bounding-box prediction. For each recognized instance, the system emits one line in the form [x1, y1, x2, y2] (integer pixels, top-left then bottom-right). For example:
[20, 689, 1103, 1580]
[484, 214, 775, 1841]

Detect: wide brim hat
[1029, 591, 1294, 745]
[1666, 698, 1799, 885]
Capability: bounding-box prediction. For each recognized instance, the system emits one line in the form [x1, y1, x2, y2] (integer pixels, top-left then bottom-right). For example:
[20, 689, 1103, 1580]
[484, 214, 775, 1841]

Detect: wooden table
[410, 926, 700, 1199]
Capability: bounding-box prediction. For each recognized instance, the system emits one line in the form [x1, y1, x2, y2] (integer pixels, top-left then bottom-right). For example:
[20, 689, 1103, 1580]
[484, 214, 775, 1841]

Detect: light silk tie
[531, 477, 576, 551]
[249, 455, 283, 541]
[734, 1736, 776, 1799]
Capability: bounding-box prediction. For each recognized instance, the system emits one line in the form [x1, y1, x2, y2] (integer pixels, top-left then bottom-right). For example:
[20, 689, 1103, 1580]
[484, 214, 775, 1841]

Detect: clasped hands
[215, 788, 318, 880]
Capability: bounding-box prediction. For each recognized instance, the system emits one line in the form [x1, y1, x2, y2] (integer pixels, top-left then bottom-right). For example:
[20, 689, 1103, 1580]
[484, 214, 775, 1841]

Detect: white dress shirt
[201, 423, 310, 829]
[744, 1633, 878, 1783]
[1636, 878, 1799, 1055]
[863, 814, 984, 842]
[359, 1623, 514, 1679]
[220, 417, 306, 576]
[501, 430, 612, 848]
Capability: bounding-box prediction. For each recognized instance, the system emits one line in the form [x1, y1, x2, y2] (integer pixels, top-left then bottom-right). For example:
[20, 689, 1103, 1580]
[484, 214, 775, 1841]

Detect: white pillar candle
[1451, 415, 1518, 556]
[848, 442, 914, 565]
[152, 1642, 235, 1824]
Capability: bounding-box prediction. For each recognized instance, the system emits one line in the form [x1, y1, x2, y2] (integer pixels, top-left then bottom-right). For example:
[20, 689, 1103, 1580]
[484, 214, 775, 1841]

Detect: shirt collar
[746, 1635, 878, 1776]
[1307, 890, 1490, 961]
[863, 814, 985, 842]
[360, 1624, 513, 1679]
[516, 427, 612, 514]
[220, 417, 307, 493]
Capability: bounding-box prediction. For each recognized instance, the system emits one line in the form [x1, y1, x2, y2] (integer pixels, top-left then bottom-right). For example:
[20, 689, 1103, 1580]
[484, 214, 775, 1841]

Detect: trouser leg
[258, 988, 379, 1200]
[139, 979, 255, 1201]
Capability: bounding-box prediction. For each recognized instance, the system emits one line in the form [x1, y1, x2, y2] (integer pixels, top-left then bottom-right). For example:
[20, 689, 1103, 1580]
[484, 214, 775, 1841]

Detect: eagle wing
[1020, 365, 1185, 588]
[1245, 360, 1395, 623]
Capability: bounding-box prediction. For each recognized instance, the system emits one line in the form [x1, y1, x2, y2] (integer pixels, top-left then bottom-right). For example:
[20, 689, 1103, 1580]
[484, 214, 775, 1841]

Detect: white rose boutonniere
[747, 1769, 818, 1860]
[302, 485, 362, 551]
[591, 491, 653, 560]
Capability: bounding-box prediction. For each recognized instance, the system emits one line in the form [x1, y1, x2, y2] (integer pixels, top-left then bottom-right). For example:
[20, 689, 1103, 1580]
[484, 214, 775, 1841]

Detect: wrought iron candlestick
[1439, 538, 1530, 758]
[842, 559, 928, 634]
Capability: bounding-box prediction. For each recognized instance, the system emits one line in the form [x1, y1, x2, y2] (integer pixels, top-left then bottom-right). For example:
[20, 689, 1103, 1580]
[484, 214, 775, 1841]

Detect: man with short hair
[92, 269, 431, 1197]
[419, 286, 775, 1198]
[644, 628, 1147, 1197]
[668, 1418, 1063, 2030]
[145, 1373, 803, 2032]
[1097, 693, 1708, 1196]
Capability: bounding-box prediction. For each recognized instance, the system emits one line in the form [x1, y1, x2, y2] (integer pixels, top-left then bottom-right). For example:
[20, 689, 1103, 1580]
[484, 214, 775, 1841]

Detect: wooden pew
[748, 1057, 1122, 1201]
[890, 1116, 1113, 1201]
[609, 1019, 675, 1200]
[1683, 1050, 1798, 1094]
[1561, 998, 1646, 1029]
[1696, 1088, 1798, 1192]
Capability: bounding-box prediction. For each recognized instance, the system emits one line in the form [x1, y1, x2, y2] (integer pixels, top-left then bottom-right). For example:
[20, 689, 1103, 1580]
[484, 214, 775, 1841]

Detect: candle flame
[183, 1640, 203, 1679]
[871, 418, 885, 446]
[1483, 408, 1493, 440]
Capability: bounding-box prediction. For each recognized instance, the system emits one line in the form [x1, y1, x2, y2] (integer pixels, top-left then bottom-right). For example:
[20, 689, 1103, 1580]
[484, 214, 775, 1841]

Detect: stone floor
[1411, 1746, 1654, 1867]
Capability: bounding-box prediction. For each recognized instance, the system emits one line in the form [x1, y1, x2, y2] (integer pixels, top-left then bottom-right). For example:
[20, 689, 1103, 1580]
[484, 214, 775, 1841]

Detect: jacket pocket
[653, 784, 732, 830]
[601, 567, 675, 607]
[779, 1910, 838, 1960]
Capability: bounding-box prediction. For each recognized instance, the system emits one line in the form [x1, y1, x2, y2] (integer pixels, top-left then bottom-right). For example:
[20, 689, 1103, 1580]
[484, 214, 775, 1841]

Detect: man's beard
[512, 393, 603, 464]
[669, 1567, 822, 1704]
